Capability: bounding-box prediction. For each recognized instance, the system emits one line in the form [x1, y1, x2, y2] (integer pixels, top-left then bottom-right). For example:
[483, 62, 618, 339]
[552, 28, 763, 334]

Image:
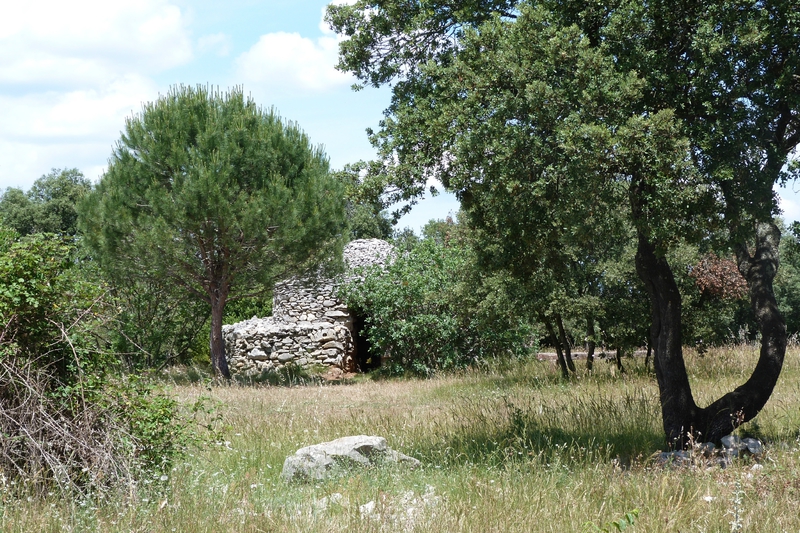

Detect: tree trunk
[697, 221, 786, 442]
[636, 223, 787, 446]
[209, 288, 231, 379]
[635, 234, 699, 448]
[544, 317, 569, 378]
[644, 342, 652, 371]
[556, 314, 576, 373]
[615, 345, 626, 374]
[586, 314, 596, 371]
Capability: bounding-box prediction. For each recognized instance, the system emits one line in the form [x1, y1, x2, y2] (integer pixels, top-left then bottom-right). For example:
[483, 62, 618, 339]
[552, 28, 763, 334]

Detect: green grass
[3, 345, 800, 532]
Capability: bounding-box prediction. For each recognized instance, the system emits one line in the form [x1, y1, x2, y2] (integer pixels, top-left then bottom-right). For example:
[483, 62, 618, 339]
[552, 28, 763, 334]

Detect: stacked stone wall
[272, 277, 351, 325]
[223, 317, 354, 377]
[223, 239, 394, 377]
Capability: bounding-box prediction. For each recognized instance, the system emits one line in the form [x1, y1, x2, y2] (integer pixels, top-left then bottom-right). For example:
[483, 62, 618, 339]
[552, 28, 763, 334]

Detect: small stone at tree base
[742, 437, 763, 455]
[655, 435, 764, 469]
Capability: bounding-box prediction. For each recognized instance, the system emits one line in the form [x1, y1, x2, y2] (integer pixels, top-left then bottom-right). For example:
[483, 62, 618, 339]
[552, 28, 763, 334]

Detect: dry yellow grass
[3, 346, 800, 532]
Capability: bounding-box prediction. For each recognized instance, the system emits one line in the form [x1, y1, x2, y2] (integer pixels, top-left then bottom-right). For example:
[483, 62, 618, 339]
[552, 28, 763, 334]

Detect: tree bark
[636, 223, 787, 446]
[209, 286, 231, 379]
[543, 317, 569, 378]
[635, 234, 699, 448]
[614, 345, 626, 374]
[697, 221, 786, 442]
[556, 314, 576, 373]
[586, 314, 596, 371]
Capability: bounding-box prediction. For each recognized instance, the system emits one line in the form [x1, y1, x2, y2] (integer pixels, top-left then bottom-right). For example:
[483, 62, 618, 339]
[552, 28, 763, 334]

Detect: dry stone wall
[223, 239, 394, 377]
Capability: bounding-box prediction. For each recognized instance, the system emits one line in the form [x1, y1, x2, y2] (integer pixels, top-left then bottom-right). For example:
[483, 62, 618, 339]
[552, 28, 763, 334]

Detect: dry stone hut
[222, 239, 393, 377]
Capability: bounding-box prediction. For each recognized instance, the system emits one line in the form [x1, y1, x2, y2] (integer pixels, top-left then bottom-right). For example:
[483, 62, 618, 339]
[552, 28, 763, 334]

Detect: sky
[0, 0, 796, 231]
[0, 0, 459, 233]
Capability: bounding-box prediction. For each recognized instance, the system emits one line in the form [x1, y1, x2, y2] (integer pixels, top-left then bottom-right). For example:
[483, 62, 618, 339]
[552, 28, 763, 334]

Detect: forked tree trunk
[698, 222, 786, 441]
[635, 223, 787, 447]
[635, 234, 701, 448]
[209, 287, 232, 379]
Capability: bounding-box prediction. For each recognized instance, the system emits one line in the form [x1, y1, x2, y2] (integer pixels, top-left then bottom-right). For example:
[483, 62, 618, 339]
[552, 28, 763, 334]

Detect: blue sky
[0, 0, 795, 230]
[0, 0, 459, 233]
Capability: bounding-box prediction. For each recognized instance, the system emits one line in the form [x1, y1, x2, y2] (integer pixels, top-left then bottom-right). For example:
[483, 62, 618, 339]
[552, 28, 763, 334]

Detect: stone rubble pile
[655, 435, 764, 468]
[223, 239, 394, 377]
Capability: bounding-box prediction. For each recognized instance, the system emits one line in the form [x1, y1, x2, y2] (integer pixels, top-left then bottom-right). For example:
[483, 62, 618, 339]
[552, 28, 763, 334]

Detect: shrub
[0, 358, 205, 497]
[340, 234, 533, 375]
[0, 226, 209, 497]
[0, 230, 107, 380]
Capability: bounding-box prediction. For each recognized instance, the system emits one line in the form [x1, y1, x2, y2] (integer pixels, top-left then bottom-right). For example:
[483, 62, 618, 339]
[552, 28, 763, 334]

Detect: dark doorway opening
[352, 313, 379, 371]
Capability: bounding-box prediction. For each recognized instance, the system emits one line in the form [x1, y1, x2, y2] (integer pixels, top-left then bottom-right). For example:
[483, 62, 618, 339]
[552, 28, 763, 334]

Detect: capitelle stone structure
[222, 239, 394, 377]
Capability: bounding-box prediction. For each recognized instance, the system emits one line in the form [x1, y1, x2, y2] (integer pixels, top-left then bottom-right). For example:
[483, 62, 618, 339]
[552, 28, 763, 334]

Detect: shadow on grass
[228, 363, 328, 387]
[148, 363, 212, 385]
[412, 391, 664, 469]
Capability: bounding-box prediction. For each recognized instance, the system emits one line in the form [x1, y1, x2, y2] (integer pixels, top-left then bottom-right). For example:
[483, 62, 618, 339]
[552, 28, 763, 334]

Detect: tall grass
[3, 346, 800, 532]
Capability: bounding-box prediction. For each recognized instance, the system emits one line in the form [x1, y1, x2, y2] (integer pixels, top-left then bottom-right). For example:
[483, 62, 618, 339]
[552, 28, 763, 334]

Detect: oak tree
[328, 0, 800, 445]
[0, 168, 90, 236]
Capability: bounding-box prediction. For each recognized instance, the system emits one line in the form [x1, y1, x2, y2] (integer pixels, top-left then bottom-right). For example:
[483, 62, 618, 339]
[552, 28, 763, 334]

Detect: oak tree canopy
[327, 0, 800, 446]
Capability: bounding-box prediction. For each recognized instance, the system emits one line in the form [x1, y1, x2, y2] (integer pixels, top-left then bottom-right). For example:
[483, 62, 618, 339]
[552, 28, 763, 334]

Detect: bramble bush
[0, 226, 212, 497]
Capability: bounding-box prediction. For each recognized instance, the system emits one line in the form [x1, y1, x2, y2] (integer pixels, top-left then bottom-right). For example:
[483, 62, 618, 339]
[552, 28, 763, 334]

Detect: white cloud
[0, 0, 192, 89]
[0, 75, 156, 143]
[0, 141, 112, 189]
[234, 3, 354, 95]
[0, 0, 381, 190]
[0, 0, 191, 188]
[0, 75, 158, 188]
[234, 32, 350, 94]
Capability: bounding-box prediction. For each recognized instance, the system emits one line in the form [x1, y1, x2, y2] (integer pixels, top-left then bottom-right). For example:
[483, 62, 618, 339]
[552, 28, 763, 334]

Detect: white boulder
[281, 435, 420, 482]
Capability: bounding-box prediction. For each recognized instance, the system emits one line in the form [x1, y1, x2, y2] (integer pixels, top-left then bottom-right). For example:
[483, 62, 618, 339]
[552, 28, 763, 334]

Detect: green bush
[107, 276, 210, 370]
[669, 244, 754, 347]
[0, 229, 108, 380]
[775, 221, 800, 337]
[340, 232, 533, 376]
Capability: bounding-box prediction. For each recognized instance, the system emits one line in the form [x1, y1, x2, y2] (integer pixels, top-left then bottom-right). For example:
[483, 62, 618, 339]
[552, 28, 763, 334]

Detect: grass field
[3, 345, 800, 532]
